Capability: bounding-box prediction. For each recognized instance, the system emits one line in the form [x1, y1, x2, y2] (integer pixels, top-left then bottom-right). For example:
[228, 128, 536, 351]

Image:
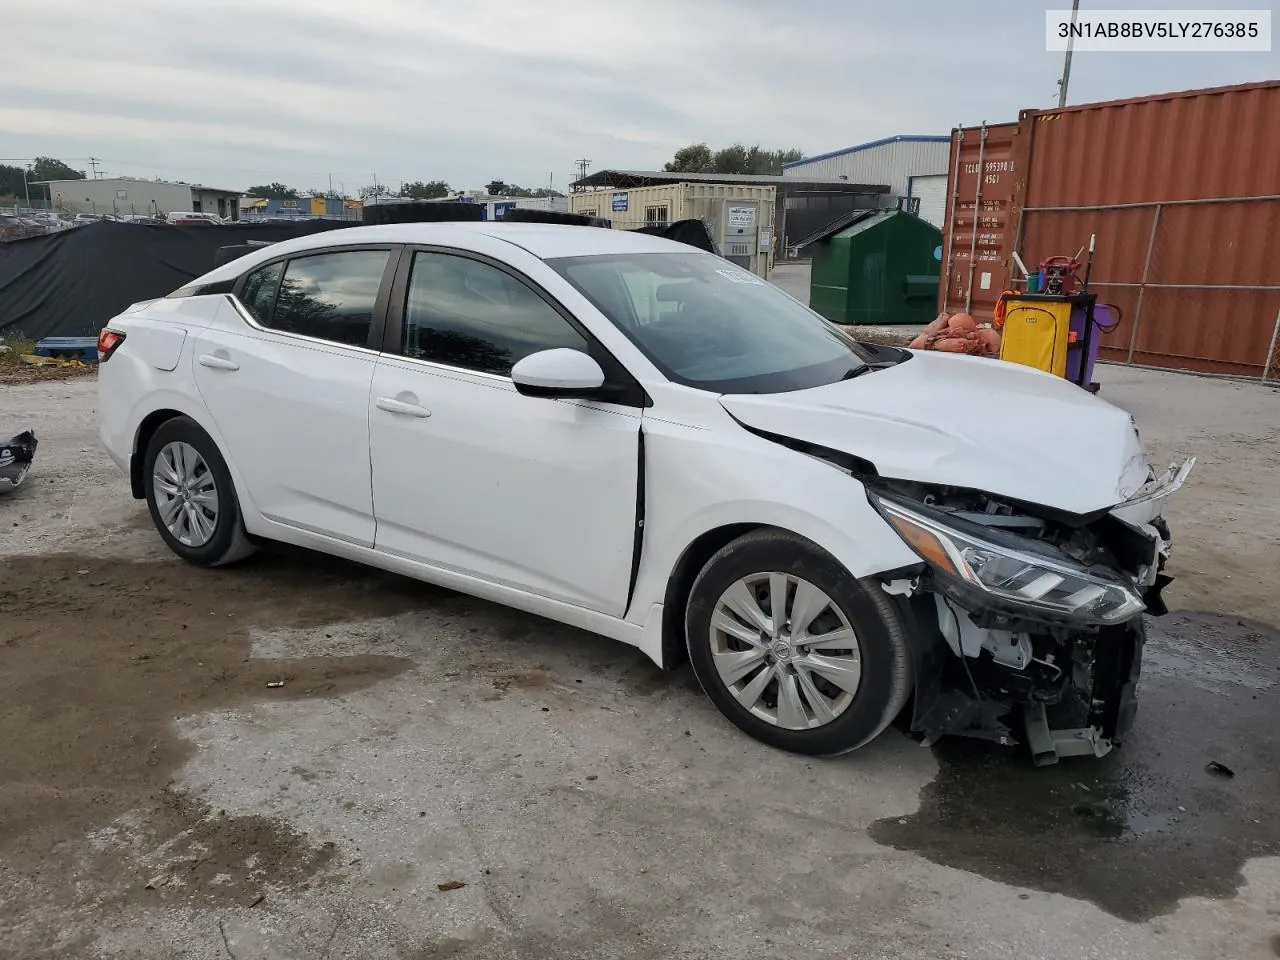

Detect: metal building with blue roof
[782, 135, 951, 227]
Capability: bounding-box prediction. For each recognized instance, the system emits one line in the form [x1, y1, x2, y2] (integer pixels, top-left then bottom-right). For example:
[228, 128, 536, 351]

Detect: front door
[369, 249, 640, 615]
[193, 247, 395, 546]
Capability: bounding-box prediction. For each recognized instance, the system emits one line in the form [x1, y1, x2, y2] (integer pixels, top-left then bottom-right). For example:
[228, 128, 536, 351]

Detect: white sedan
[97, 222, 1192, 762]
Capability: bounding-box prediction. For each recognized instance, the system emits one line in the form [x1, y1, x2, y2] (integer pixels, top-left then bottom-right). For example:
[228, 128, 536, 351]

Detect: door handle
[375, 396, 432, 418]
[198, 353, 239, 371]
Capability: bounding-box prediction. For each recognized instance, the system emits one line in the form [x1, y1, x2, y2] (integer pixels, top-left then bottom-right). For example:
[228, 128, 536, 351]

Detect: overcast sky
[4, 0, 1275, 194]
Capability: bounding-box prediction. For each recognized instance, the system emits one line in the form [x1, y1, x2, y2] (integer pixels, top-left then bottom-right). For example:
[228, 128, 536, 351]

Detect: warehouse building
[241, 196, 361, 220]
[569, 170, 887, 276]
[36, 177, 244, 220]
[783, 135, 951, 228]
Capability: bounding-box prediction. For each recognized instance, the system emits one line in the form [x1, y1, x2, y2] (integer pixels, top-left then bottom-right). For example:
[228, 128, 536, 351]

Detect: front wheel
[142, 416, 256, 567]
[684, 529, 911, 756]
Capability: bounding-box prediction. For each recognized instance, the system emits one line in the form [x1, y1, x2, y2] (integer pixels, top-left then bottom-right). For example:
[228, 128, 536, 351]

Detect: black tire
[142, 416, 256, 567]
[685, 528, 911, 756]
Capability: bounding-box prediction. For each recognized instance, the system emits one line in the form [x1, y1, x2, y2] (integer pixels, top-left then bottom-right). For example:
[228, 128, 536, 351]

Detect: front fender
[629, 417, 919, 626]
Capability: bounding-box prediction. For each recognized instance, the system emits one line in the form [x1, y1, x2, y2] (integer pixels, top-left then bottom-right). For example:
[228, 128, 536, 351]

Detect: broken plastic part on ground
[0, 429, 37, 494]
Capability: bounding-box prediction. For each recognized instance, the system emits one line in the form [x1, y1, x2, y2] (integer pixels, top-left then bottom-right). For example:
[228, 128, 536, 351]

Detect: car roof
[193, 221, 700, 286]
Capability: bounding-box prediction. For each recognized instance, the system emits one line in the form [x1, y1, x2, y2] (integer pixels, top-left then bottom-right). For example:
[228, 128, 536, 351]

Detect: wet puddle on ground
[0, 549, 432, 945]
[871, 611, 1280, 921]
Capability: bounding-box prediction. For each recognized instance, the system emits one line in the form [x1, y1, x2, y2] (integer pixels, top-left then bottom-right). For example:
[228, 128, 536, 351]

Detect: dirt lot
[2, 368, 1279, 960]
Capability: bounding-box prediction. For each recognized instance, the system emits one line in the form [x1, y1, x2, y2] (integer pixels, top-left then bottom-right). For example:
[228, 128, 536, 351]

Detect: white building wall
[47, 178, 192, 217]
[191, 189, 242, 220]
[511, 196, 569, 213]
[783, 138, 950, 197]
[909, 173, 948, 228]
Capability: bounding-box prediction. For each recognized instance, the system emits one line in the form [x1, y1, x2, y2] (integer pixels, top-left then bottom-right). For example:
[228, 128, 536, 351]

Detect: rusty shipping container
[940, 80, 1280, 377]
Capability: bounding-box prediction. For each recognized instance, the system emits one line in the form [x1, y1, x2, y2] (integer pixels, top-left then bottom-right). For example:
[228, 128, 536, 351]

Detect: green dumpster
[809, 209, 943, 326]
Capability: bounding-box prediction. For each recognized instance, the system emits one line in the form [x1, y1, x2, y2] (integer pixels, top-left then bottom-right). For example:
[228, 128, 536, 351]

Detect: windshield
[547, 251, 873, 394]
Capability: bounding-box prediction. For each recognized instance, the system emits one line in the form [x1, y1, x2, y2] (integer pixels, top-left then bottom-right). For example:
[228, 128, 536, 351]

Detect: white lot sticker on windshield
[716, 268, 764, 285]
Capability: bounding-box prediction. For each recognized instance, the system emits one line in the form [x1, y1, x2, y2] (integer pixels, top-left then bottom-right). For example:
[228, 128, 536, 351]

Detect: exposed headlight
[872, 496, 1145, 624]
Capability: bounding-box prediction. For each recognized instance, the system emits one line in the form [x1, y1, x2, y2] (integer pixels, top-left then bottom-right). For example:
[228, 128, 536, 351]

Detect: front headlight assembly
[871, 495, 1145, 625]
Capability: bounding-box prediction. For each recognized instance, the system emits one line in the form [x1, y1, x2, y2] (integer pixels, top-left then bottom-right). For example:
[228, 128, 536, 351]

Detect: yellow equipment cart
[998, 292, 1103, 392]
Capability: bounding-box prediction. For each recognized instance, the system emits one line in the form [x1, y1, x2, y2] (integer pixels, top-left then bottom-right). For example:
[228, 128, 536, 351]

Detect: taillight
[98, 328, 126, 361]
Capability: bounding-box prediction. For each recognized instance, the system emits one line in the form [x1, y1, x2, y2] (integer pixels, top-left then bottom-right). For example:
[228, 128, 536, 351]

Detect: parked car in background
[166, 212, 224, 226]
[0, 214, 26, 241]
[120, 215, 167, 225]
[0, 213, 67, 238]
[96, 221, 1192, 764]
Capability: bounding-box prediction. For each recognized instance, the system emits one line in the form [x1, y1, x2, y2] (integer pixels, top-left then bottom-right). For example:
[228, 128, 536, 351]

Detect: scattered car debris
[144, 874, 168, 890]
[266, 681, 285, 689]
[1205, 761, 1236, 779]
[0, 430, 37, 494]
[437, 880, 466, 892]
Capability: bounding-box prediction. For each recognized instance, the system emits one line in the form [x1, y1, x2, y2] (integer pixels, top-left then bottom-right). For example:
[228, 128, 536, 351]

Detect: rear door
[192, 245, 398, 547]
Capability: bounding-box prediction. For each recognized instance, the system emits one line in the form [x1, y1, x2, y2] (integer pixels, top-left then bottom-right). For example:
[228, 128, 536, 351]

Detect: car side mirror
[510, 348, 606, 399]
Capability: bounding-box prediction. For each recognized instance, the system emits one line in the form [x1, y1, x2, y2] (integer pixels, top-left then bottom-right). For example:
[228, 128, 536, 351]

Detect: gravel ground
[2, 368, 1278, 960]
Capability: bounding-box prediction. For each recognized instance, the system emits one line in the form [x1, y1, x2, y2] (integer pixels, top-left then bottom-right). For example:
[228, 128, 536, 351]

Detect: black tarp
[630, 218, 720, 255]
[503, 211, 718, 253]
[503, 209, 613, 229]
[362, 201, 485, 225]
[1, 213, 727, 341]
[0, 220, 356, 339]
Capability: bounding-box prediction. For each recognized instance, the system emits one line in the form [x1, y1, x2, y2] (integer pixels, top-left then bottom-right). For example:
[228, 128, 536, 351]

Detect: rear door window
[265, 250, 390, 348]
[239, 261, 283, 324]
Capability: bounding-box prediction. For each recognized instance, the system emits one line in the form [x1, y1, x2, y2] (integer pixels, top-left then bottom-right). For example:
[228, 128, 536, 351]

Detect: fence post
[964, 124, 988, 313]
[1262, 307, 1280, 383]
[1126, 203, 1162, 365]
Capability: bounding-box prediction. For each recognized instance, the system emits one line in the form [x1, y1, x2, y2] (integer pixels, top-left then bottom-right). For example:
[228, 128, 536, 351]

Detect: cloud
[3, 0, 1273, 193]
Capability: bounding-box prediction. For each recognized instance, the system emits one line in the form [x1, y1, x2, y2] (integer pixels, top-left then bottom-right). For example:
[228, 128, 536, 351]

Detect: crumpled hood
[720, 351, 1151, 516]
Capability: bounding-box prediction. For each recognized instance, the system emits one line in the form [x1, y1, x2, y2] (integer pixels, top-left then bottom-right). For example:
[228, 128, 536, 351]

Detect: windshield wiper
[839, 365, 873, 381]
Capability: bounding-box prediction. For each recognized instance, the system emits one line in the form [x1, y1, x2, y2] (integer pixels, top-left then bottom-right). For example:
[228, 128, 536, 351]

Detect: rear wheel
[685, 529, 911, 756]
[142, 416, 256, 567]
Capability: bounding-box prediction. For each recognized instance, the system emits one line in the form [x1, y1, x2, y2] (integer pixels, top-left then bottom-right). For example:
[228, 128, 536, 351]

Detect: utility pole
[23, 164, 31, 209]
[328, 172, 333, 196]
[88, 156, 102, 178]
[574, 158, 591, 187]
[1057, 0, 1081, 108]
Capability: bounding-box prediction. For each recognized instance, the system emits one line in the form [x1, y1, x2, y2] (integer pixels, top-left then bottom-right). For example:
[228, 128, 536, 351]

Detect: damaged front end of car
[866, 459, 1193, 765]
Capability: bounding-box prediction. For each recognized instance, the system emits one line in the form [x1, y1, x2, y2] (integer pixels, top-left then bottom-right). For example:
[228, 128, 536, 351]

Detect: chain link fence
[1015, 194, 1280, 382]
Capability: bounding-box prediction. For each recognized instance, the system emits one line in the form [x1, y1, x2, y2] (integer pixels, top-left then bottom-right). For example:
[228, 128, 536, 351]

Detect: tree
[711, 144, 749, 174]
[485, 179, 508, 196]
[663, 143, 804, 176]
[246, 182, 299, 200]
[30, 157, 86, 182]
[0, 164, 27, 200]
[399, 180, 451, 200]
[663, 143, 713, 173]
[359, 183, 394, 200]
[501, 184, 565, 198]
